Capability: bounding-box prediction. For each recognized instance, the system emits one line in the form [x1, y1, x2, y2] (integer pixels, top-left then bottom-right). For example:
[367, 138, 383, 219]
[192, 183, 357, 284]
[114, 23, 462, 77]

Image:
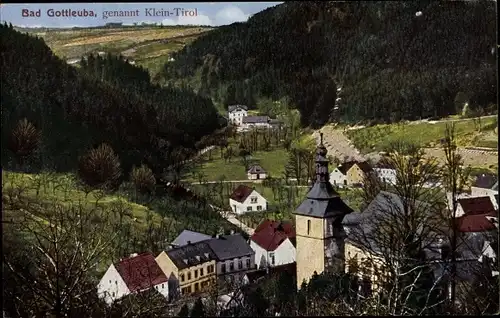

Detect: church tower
[293, 133, 353, 289]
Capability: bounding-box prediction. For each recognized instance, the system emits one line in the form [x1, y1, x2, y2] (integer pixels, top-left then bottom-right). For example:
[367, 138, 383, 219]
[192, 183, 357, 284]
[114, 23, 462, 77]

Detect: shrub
[8, 118, 41, 165]
[77, 143, 121, 190]
[130, 164, 156, 194]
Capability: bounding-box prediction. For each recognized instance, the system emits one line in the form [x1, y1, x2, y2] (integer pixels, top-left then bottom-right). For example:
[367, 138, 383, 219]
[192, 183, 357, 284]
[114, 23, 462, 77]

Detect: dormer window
[250, 196, 257, 204]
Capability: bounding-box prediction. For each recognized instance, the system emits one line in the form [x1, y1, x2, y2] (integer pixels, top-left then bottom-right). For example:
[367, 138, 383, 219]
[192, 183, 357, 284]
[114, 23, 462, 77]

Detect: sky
[0, 2, 283, 28]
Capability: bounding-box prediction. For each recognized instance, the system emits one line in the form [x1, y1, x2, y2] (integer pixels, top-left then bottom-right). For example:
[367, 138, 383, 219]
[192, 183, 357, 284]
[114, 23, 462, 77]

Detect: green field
[183, 147, 290, 182]
[346, 116, 498, 154]
[24, 26, 211, 77]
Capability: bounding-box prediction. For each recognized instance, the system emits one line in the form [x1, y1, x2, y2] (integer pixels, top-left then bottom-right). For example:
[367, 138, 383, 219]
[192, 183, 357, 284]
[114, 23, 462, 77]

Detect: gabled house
[227, 105, 248, 126]
[346, 161, 373, 186]
[156, 242, 217, 299]
[247, 165, 267, 180]
[249, 219, 296, 269]
[373, 160, 397, 185]
[229, 185, 268, 214]
[330, 160, 373, 187]
[97, 252, 169, 305]
[170, 230, 212, 248]
[205, 234, 256, 284]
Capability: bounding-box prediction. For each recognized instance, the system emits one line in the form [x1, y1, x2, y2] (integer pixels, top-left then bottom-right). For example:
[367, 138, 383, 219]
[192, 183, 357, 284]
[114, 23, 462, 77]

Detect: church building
[293, 133, 354, 289]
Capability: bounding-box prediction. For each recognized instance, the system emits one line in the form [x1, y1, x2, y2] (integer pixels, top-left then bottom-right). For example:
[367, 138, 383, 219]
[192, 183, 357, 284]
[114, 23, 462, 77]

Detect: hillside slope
[159, 1, 497, 127]
[1, 23, 221, 175]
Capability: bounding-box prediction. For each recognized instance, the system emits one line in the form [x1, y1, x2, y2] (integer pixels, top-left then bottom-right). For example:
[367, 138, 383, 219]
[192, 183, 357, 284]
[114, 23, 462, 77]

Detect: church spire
[314, 133, 330, 183]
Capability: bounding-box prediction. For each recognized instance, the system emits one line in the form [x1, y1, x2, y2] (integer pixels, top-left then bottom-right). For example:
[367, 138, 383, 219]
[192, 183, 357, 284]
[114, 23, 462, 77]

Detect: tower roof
[294, 133, 353, 218]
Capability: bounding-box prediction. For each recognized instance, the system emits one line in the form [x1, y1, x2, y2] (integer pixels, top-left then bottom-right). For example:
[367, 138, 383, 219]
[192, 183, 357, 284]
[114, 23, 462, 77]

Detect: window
[162, 284, 164, 289]
[238, 260, 243, 270]
[207, 265, 214, 273]
[246, 258, 251, 268]
[180, 274, 185, 282]
[221, 263, 226, 273]
[200, 268, 204, 276]
[307, 220, 311, 235]
[247, 206, 252, 212]
[194, 283, 199, 292]
[194, 269, 198, 279]
[109, 280, 111, 284]
[229, 261, 235, 271]
[250, 196, 257, 203]
[257, 205, 262, 211]
[343, 180, 347, 185]
[112, 292, 115, 297]
[115, 281, 117, 285]
[187, 272, 191, 280]
[269, 252, 275, 265]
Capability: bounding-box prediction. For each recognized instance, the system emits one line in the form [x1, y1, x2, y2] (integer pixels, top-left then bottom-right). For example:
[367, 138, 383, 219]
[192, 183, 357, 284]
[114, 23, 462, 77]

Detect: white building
[373, 161, 397, 185]
[227, 105, 248, 126]
[330, 166, 348, 187]
[241, 116, 271, 130]
[247, 165, 267, 180]
[97, 252, 169, 305]
[249, 220, 296, 269]
[229, 185, 268, 214]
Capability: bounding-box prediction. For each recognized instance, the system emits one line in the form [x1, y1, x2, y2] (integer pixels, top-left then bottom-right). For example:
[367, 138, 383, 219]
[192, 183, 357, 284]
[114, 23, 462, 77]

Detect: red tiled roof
[251, 220, 296, 251]
[230, 185, 254, 203]
[116, 252, 168, 292]
[458, 197, 496, 216]
[456, 210, 498, 232]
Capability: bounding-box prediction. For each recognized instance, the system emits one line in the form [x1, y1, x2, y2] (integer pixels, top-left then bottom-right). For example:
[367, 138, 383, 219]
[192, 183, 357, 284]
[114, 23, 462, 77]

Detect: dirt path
[313, 125, 365, 161]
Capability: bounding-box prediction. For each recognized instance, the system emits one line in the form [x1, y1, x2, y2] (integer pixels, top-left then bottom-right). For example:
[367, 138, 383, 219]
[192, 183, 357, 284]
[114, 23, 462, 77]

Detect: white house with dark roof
[227, 105, 248, 126]
[247, 164, 267, 180]
[97, 252, 169, 305]
[205, 234, 256, 284]
[229, 184, 268, 214]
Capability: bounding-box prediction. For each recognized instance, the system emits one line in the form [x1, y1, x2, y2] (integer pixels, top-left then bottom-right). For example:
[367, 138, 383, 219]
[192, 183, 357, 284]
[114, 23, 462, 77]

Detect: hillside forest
[1, 23, 222, 176]
[160, 1, 497, 127]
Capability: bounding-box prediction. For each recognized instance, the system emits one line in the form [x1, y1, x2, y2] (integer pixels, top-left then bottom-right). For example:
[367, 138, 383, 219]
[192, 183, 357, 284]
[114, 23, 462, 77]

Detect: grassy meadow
[346, 116, 498, 154]
[183, 146, 290, 182]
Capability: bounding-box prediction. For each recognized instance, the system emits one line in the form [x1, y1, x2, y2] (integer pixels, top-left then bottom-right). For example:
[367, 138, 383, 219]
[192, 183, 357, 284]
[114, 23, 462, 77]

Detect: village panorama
[1, 1, 498, 317]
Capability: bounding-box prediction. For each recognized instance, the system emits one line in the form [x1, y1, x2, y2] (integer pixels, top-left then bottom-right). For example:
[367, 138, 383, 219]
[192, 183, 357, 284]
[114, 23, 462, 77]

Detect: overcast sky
[0, 2, 283, 28]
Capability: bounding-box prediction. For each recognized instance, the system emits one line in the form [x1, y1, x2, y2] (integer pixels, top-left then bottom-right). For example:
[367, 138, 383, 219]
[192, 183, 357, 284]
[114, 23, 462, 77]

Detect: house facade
[229, 184, 268, 214]
[346, 161, 373, 186]
[97, 252, 169, 305]
[156, 242, 217, 299]
[373, 161, 397, 185]
[227, 105, 248, 126]
[250, 220, 297, 269]
[206, 234, 256, 285]
[330, 167, 347, 187]
[247, 165, 267, 180]
[241, 116, 271, 130]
